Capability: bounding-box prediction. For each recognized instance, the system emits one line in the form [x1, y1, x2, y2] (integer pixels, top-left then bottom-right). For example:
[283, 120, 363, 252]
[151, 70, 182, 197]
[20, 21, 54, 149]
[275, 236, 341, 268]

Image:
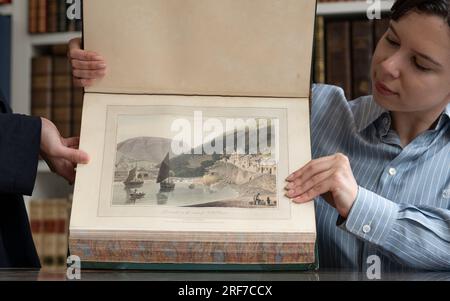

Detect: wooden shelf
[317, 1, 394, 16]
[30, 31, 81, 46]
[0, 4, 12, 15]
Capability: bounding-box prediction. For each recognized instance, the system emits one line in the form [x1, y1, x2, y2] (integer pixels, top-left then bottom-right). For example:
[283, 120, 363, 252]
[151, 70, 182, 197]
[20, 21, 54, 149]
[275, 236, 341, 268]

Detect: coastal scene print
[112, 113, 279, 209]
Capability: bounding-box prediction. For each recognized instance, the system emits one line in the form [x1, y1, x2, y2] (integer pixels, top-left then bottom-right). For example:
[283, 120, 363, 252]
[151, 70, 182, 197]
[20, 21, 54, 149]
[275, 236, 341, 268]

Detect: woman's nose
[379, 54, 401, 79]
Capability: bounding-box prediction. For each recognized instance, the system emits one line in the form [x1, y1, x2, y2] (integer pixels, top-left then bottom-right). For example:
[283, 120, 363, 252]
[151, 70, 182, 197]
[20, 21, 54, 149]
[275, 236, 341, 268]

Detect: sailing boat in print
[123, 166, 144, 188]
[157, 153, 175, 192]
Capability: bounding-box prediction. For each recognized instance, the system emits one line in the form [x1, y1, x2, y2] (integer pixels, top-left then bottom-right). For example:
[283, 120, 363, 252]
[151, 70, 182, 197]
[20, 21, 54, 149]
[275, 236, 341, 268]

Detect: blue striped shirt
[311, 84, 450, 272]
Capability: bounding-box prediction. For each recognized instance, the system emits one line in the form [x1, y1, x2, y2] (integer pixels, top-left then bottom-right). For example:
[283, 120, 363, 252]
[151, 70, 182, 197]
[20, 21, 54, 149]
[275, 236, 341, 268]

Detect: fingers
[285, 168, 335, 199]
[68, 37, 107, 87]
[44, 156, 76, 185]
[70, 49, 104, 62]
[286, 153, 358, 219]
[68, 37, 82, 57]
[60, 161, 76, 185]
[286, 155, 336, 183]
[68, 38, 104, 62]
[57, 146, 90, 165]
[72, 68, 107, 80]
[63, 137, 80, 148]
[71, 63, 106, 87]
[60, 164, 76, 185]
[71, 59, 107, 71]
[292, 180, 331, 204]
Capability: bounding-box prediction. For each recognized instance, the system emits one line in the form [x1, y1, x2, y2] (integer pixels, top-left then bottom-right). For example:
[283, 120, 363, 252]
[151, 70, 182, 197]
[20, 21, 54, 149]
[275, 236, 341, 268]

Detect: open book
[70, 0, 318, 270]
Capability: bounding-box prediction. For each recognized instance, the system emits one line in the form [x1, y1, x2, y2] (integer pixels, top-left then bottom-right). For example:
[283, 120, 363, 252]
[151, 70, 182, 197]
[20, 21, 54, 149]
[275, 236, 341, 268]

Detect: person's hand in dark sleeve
[40, 118, 90, 185]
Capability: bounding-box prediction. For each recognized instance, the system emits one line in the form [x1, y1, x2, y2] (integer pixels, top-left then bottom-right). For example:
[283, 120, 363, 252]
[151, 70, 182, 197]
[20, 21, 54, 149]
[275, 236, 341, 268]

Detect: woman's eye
[385, 37, 399, 47]
[413, 58, 431, 72]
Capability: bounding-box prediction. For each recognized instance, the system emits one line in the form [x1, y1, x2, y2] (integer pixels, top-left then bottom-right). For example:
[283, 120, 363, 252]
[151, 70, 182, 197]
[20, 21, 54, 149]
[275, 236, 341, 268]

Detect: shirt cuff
[337, 186, 399, 246]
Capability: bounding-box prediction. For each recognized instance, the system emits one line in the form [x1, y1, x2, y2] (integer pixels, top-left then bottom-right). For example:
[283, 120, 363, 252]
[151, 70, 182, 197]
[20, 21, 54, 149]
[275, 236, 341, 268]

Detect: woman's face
[371, 11, 450, 117]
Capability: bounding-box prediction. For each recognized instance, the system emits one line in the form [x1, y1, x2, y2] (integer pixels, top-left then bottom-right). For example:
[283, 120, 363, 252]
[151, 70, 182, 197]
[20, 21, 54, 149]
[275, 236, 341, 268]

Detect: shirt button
[388, 168, 397, 176]
[443, 189, 450, 199]
[363, 225, 371, 234]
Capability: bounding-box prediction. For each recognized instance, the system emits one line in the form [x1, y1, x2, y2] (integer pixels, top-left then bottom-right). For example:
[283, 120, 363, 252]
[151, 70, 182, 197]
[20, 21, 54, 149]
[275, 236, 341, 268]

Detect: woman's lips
[375, 81, 397, 96]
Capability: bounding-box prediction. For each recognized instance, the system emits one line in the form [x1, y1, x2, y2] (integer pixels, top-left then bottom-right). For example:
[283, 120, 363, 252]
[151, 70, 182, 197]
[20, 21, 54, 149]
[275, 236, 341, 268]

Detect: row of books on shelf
[0, 0, 11, 5]
[32, 44, 83, 138]
[313, 15, 390, 100]
[29, 197, 72, 270]
[29, 0, 82, 34]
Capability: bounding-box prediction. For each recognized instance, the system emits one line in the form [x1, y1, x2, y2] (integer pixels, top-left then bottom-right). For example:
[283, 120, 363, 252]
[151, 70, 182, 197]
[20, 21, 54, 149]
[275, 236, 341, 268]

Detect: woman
[69, 0, 450, 271]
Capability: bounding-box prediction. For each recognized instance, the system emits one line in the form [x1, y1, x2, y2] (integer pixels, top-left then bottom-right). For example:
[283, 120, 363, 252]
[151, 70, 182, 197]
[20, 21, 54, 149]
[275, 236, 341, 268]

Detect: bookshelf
[6, 0, 394, 201]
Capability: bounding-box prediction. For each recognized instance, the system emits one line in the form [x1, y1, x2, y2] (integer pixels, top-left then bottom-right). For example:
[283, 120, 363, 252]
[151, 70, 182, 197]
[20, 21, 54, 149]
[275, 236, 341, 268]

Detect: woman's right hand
[68, 37, 107, 87]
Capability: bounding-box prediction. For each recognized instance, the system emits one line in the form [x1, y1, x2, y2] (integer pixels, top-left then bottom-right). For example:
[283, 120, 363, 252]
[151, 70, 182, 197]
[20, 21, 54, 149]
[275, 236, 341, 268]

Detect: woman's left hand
[285, 153, 358, 219]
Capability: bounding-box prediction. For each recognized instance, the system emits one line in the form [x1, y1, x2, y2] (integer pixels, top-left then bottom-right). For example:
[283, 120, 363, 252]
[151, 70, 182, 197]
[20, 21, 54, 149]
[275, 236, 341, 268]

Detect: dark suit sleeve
[0, 113, 42, 196]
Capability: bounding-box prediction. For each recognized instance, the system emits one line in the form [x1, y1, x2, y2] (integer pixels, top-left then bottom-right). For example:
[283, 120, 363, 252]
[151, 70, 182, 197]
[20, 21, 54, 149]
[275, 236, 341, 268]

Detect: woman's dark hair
[391, 0, 450, 27]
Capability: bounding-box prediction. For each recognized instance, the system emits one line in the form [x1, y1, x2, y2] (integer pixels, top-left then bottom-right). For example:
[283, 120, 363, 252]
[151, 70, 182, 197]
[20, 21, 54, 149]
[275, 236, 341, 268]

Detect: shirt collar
[435, 103, 450, 130]
[444, 103, 450, 120]
[354, 98, 450, 133]
[353, 96, 389, 133]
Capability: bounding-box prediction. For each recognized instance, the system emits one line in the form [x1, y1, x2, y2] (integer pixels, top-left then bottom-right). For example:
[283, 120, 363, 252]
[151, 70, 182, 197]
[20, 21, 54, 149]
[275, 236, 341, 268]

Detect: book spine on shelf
[30, 198, 71, 270]
[326, 19, 352, 99]
[314, 16, 326, 84]
[37, 0, 47, 33]
[31, 56, 53, 120]
[28, 0, 38, 33]
[56, 200, 69, 268]
[52, 55, 72, 138]
[42, 199, 57, 269]
[29, 199, 44, 263]
[351, 19, 373, 98]
[57, 0, 68, 32]
[46, 0, 58, 33]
